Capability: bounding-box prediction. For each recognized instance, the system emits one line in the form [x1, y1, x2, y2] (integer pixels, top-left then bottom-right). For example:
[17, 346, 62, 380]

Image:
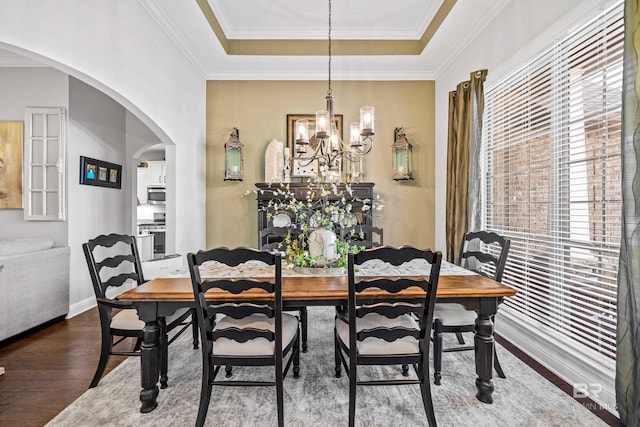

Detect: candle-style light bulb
[295, 119, 309, 144]
[360, 106, 375, 136]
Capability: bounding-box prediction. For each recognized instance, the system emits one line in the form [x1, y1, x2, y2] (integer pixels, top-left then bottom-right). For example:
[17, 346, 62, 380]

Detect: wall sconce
[392, 127, 413, 180]
[224, 127, 243, 181]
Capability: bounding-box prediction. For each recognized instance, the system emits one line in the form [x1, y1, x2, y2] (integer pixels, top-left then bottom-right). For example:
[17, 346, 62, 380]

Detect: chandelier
[294, 0, 375, 174]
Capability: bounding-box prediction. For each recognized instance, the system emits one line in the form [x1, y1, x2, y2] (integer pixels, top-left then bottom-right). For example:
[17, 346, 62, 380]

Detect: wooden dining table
[118, 270, 516, 413]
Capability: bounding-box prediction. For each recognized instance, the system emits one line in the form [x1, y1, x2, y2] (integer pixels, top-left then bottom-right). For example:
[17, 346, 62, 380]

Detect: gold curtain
[616, 1, 640, 424]
[445, 70, 488, 263]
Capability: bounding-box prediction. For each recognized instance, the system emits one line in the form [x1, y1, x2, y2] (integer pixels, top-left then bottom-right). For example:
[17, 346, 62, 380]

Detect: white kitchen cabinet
[147, 161, 166, 185]
[137, 168, 149, 204]
[136, 233, 154, 262]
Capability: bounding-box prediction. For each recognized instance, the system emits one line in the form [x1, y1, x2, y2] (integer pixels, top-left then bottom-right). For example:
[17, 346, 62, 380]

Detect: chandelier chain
[327, 0, 332, 96]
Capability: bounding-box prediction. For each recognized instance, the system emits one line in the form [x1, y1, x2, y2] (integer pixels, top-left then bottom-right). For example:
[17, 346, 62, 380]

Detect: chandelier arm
[295, 137, 324, 167]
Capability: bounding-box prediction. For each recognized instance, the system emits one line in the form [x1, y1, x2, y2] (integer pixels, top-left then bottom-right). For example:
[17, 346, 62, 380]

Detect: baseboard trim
[498, 309, 618, 418]
[67, 297, 96, 319]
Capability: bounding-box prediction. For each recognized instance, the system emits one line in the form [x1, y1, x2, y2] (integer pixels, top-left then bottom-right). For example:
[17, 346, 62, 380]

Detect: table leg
[138, 306, 161, 413]
[474, 301, 496, 404]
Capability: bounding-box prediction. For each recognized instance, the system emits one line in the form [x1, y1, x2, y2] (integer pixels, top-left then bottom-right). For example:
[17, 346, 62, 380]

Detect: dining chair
[258, 226, 309, 352]
[187, 247, 301, 427]
[432, 230, 511, 385]
[334, 245, 442, 427]
[83, 233, 197, 389]
[342, 224, 384, 249]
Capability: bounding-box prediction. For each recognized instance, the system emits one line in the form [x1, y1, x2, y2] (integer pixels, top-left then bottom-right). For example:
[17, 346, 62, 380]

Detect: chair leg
[89, 332, 112, 388]
[293, 327, 301, 378]
[191, 310, 199, 350]
[300, 307, 308, 352]
[455, 332, 465, 345]
[419, 373, 438, 427]
[159, 318, 169, 389]
[348, 354, 357, 427]
[334, 329, 341, 378]
[195, 366, 213, 427]
[492, 315, 506, 378]
[494, 349, 506, 379]
[276, 354, 285, 427]
[433, 319, 443, 385]
[401, 364, 409, 377]
[225, 365, 233, 378]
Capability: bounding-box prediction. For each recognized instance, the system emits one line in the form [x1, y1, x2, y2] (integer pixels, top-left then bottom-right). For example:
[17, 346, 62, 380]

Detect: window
[23, 107, 66, 220]
[482, 0, 622, 405]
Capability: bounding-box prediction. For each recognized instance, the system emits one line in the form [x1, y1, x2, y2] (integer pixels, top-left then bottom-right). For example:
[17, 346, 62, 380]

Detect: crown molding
[198, 0, 456, 56]
[138, 0, 207, 78]
[432, 0, 511, 79]
[205, 70, 435, 81]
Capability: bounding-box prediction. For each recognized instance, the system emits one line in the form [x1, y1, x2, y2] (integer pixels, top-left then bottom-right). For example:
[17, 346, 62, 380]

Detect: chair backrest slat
[212, 327, 275, 343]
[208, 304, 273, 319]
[357, 326, 421, 342]
[354, 245, 434, 266]
[201, 278, 275, 295]
[355, 278, 429, 294]
[103, 272, 141, 289]
[356, 303, 421, 319]
[95, 254, 137, 272]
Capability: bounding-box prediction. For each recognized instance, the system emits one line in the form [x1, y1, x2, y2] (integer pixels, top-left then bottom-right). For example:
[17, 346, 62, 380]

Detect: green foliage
[250, 176, 384, 269]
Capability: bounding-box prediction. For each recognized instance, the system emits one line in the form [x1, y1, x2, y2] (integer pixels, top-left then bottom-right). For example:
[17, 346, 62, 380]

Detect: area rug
[47, 307, 606, 426]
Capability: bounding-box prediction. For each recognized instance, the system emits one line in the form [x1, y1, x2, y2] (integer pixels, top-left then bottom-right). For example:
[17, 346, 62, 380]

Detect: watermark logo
[573, 383, 617, 412]
[573, 382, 602, 399]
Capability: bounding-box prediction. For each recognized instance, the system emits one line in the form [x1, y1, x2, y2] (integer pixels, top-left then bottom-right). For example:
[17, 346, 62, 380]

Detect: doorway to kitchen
[136, 144, 166, 261]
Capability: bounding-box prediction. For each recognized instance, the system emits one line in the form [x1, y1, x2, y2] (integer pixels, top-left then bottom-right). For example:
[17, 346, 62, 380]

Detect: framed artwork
[286, 114, 343, 178]
[0, 122, 24, 209]
[79, 156, 122, 189]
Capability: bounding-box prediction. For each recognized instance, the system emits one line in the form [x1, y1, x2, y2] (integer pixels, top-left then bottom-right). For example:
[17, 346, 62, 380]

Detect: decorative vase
[308, 227, 338, 267]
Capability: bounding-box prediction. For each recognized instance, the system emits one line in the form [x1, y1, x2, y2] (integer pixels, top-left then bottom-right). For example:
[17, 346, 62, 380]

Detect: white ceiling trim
[218, 28, 426, 41]
[205, 69, 435, 81]
[432, 0, 511, 79]
[138, 0, 208, 78]
[209, 0, 443, 41]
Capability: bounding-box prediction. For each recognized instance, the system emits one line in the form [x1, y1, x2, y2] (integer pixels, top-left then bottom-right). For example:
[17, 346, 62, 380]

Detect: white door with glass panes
[23, 107, 66, 221]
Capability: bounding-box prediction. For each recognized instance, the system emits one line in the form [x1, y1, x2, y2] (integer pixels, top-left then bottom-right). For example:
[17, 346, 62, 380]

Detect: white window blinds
[483, 0, 622, 371]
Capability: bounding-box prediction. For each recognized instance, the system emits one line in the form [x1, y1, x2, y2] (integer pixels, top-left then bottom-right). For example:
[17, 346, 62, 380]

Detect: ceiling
[0, 0, 512, 80]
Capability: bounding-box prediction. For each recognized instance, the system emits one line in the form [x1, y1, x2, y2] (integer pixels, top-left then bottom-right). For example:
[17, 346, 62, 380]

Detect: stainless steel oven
[148, 229, 165, 256]
[147, 185, 166, 205]
[138, 216, 167, 257]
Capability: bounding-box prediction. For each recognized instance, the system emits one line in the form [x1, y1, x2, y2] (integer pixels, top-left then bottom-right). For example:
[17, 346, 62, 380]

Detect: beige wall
[206, 80, 435, 249]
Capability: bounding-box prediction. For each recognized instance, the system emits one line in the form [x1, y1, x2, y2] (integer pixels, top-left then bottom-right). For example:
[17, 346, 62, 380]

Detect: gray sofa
[0, 239, 70, 341]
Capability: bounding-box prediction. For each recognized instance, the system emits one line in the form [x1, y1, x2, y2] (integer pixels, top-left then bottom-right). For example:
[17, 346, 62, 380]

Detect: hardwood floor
[0, 309, 129, 426]
[0, 310, 623, 427]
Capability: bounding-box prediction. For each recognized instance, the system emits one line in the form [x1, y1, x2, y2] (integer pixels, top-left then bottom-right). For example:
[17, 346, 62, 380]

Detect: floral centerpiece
[253, 171, 384, 271]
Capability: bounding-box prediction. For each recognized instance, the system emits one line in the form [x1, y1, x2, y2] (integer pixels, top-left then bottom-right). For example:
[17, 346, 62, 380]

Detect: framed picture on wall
[286, 113, 343, 178]
[79, 156, 122, 189]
